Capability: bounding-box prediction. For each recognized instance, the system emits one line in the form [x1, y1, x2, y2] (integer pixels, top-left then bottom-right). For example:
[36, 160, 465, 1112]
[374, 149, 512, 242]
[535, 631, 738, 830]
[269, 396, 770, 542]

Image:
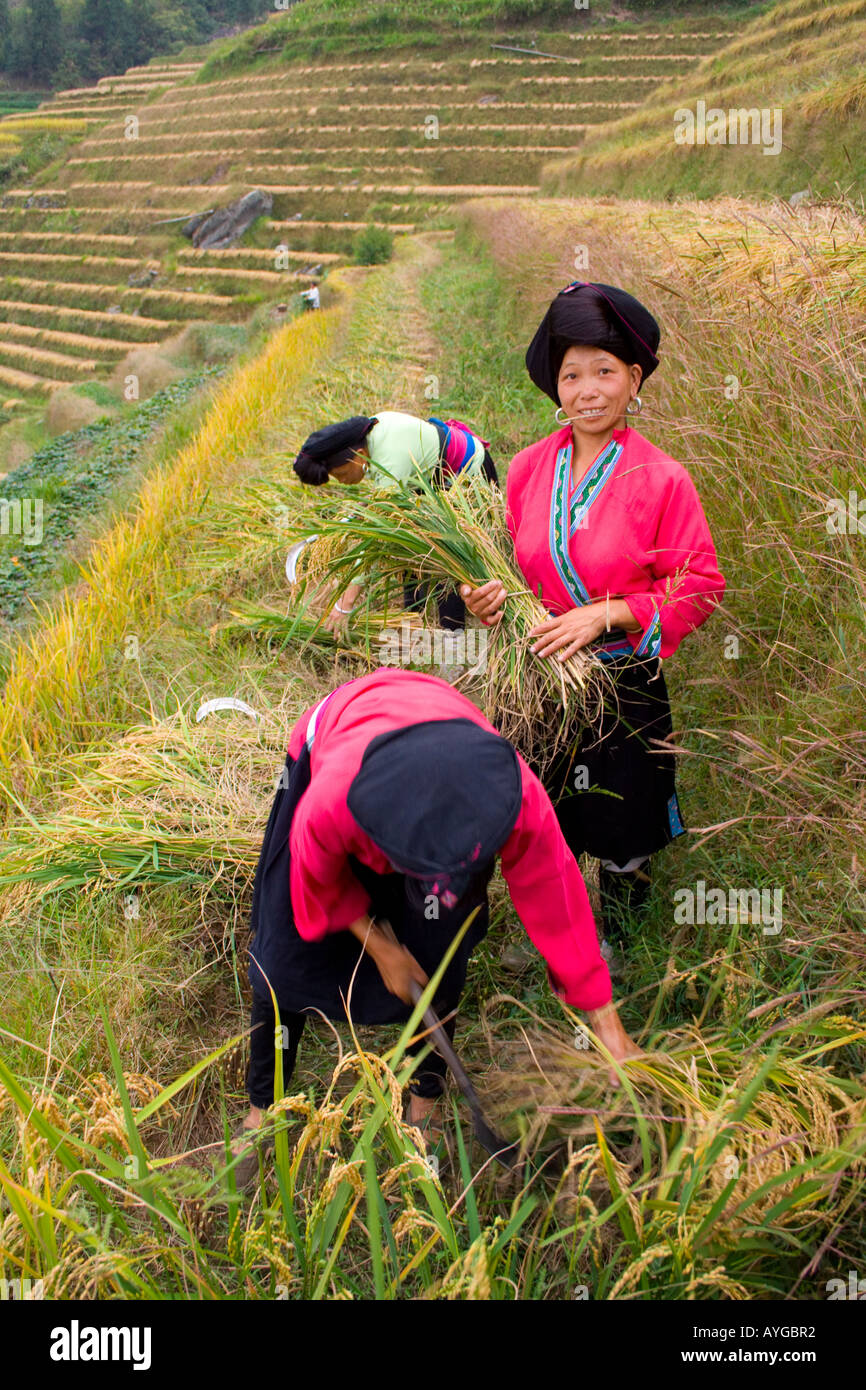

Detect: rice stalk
[479, 1002, 866, 1295]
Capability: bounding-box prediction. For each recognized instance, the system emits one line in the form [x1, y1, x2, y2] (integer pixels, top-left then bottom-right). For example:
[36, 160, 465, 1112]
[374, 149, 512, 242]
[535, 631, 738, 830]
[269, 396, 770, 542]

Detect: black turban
[525, 281, 660, 404]
[293, 415, 377, 485]
[347, 719, 523, 910]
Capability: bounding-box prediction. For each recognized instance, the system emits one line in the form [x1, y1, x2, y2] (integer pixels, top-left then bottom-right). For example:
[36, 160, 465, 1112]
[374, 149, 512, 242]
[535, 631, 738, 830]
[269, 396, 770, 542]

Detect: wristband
[333, 604, 353, 615]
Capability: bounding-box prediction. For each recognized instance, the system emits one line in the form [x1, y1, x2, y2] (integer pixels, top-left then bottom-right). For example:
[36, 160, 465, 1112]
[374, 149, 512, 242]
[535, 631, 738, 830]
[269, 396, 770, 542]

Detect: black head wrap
[347, 719, 523, 910]
[293, 415, 377, 485]
[525, 281, 660, 404]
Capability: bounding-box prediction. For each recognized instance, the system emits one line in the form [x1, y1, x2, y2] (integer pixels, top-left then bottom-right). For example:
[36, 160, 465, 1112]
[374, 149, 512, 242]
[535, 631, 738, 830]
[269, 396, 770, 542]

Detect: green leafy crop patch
[0, 367, 223, 625]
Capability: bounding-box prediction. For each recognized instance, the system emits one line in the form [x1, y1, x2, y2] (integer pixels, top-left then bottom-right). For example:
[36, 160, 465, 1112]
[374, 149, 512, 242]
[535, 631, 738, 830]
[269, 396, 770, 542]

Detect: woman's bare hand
[585, 1004, 643, 1088]
[323, 581, 363, 635]
[460, 579, 507, 625]
[529, 602, 607, 661]
[324, 604, 349, 636]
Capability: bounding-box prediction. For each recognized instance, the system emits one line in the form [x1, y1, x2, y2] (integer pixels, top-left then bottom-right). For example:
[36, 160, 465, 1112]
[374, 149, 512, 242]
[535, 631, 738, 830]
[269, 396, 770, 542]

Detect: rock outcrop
[182, 190, 274, 250]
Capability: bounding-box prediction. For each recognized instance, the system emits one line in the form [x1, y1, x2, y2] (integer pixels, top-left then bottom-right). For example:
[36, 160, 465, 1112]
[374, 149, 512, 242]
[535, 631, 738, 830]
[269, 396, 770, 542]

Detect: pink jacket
[506, 425, 725, 659]
[285, 669, 612, 1011]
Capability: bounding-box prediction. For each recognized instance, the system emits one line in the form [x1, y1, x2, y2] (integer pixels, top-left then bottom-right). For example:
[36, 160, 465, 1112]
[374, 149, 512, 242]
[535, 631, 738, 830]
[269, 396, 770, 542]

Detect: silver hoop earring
[554, 406, 569, 423]
[626, 395, 642, 416]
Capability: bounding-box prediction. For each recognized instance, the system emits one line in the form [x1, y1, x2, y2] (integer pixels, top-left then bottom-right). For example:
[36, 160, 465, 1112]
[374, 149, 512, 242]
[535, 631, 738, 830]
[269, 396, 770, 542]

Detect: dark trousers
[247, 991, 456, 1108]
[401, 447, 498, 632]
[403, 581, 466, 631]
[598, 863, 652, 942]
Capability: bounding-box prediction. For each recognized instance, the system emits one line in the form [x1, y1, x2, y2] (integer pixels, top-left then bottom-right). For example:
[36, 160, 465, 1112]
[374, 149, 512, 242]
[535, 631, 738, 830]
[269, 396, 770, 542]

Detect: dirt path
[386, 231, 450, 408]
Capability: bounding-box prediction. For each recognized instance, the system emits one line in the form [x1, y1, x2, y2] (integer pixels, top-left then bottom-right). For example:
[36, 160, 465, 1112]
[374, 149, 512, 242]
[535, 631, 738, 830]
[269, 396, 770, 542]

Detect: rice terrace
[0, 0, 864, 1334]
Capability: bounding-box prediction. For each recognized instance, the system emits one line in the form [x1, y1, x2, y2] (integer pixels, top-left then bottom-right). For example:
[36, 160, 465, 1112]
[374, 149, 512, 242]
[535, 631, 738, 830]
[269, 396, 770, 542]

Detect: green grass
[0, 91, 48, 118]
[198, 0, 759, 74]
[0, 369, 225, 634]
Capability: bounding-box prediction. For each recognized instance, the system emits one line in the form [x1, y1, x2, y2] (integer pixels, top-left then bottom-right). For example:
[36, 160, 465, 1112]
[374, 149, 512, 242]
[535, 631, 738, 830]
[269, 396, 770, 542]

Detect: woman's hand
[324, 603, 349, 636]
[374, 939, 429, 1005]
[460, 579, 507, 625]
[324, 581, 363, 635]
[348, 915, 428, 1005]
[585, 1003, 643, 1089]
[529, 602, 607, 661]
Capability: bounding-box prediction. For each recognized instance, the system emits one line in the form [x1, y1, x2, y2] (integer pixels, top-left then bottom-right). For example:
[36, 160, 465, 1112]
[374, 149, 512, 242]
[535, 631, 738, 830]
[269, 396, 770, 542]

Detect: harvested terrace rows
[0, 28, 735, 392]
[542, 0, 866, 187]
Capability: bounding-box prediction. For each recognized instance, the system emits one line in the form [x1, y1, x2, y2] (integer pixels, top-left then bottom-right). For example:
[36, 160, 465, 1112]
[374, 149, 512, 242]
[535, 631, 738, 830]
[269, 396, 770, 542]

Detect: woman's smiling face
[557, 345, 642, 438]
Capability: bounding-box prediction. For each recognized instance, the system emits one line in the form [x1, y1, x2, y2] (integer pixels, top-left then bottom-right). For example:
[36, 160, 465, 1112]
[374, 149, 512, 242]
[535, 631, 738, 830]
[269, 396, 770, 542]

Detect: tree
[222, 0, 270, 21]
[25, 0, 63, 85]
[79, 0, 114, 74]
[125, 0, 161, 66]
[0, 0, 11, 70]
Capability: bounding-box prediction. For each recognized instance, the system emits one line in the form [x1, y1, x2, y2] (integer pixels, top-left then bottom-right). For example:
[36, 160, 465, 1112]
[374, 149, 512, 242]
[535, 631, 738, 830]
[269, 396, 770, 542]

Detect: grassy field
[0, 0, 863, 1307]
[0, 193, 863, 1299]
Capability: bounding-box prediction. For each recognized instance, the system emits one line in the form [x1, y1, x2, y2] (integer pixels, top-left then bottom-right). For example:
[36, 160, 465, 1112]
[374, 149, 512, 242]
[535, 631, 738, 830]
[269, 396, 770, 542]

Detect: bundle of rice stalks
[481, 1003, 866, 1297]
[284, 468, 608, 766]
[223, 597, 424, 669]
[0, 713, 290, 897]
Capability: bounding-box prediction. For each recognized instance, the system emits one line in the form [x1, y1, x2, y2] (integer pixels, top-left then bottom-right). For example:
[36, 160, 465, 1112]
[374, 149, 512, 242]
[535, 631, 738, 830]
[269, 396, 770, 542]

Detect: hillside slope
[0, 200, 863, 1301]
[0, 7, 740, 399]
[543, 0, 866, 199]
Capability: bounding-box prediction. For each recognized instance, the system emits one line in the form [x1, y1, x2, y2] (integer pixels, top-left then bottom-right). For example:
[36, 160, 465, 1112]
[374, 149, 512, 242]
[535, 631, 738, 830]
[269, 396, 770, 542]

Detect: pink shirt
[286, 668, 612, 1011]
[506, 425, 725, 659]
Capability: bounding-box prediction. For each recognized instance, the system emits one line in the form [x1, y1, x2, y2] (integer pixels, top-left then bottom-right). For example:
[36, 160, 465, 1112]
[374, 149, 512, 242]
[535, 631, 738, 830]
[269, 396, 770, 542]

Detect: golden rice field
[1, 0, 863, 1314]
[544, 0, 866, 198]
[1, 187, 864, 1305]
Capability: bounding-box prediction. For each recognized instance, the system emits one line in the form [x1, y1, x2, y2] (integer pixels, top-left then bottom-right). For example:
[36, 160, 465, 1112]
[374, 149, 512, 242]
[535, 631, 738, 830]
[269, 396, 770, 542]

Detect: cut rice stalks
[480, 1002, 866, 1295]
[0, 712, 288, 898]
[276, 467, 610, 768]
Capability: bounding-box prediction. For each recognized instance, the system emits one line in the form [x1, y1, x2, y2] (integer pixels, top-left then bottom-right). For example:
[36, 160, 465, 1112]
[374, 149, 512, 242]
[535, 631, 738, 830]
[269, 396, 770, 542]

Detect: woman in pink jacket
[461, 281, 725, 957]
[236, 668, 639, 1158]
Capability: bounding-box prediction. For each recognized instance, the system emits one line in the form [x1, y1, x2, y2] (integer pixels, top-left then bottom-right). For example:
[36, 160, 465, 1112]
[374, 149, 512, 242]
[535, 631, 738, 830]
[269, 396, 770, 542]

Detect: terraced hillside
[543, 0, 866, 198]
[0, 12, 740, 399]
[0, 59, 213, 397]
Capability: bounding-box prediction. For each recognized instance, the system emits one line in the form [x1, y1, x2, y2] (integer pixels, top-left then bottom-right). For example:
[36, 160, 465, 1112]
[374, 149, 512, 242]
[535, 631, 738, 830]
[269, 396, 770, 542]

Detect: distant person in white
[300, 282, 320, 310]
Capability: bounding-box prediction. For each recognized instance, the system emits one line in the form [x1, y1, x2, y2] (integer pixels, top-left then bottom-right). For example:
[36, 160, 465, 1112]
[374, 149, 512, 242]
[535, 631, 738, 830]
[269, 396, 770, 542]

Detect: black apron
[248, 743, 492, 1023]
[541, 654, 685, 866]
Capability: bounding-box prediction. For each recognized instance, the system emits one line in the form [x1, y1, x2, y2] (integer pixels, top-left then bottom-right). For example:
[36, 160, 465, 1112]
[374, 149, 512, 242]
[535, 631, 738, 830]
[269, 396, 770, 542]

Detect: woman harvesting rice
[461, 281, 725, 959]
[234, 667, 640, 1165]
[293, 410, 497, 631]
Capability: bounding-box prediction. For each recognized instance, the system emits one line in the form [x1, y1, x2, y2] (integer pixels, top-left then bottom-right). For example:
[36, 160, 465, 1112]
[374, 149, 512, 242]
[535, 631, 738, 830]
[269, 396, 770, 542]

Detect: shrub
[352, 223, 394, 266]
[45, 388, 108, 437]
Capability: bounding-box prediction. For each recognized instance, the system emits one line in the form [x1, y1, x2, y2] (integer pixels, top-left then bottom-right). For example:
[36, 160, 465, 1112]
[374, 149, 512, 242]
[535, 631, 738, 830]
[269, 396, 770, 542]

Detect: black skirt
[247, 743, 491, 1023]
[540, 654, 685, 867]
